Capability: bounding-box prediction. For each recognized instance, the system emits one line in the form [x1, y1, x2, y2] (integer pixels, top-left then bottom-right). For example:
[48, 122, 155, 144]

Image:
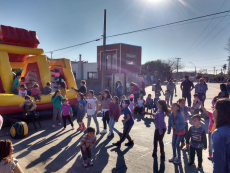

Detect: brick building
[97, 43, 142, 91]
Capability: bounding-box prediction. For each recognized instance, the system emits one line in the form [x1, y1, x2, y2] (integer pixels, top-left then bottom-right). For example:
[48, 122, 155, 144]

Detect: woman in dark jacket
[71, 80, 87, 94]
[108, 96, 123, 138]
[155, 79, 164, 97]
[130, 82, 140, 103]
[138, 77, 146, 96]
[217, 83, 229, 99]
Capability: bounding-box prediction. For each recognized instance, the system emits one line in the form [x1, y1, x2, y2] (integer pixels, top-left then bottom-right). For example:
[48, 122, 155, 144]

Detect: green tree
[141, 60, 171, 81]
[223, 64, 227, 74]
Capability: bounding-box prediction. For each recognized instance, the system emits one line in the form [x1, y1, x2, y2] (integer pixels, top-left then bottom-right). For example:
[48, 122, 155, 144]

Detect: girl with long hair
[212, 98, 230, 173]
[218, 83, 229, 98]
[99, 89, 112, 135]
[0, 139, 24, 173]
[76, 92, 87, 131]
[51, 90, 63, 128]
[152, 100, 170, 159]
[168, 103, 185, 164]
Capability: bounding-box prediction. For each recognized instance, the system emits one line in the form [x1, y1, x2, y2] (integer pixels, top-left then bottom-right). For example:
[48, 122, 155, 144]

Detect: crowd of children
[5, 73, 230, 171]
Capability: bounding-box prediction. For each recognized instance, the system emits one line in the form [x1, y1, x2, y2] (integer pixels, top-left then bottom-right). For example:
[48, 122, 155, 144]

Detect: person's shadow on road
[153, 157, 165, 173]
[111, 146, 133, 173]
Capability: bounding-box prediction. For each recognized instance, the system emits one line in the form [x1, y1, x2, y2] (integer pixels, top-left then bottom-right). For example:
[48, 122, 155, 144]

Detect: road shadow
[135, 114, 155, 128]
[153, 156, 165, 173]
[26, 131, 84, 170]
[111, 146, 133, 173]
[65, 134, 111, 173]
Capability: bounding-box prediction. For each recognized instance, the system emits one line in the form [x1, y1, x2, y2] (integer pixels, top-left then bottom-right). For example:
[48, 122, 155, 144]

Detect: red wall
[97, 43, 142, 79]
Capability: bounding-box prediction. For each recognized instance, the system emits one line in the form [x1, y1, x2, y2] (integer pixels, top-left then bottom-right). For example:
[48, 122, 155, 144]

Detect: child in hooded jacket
[108, 96, 123, 138]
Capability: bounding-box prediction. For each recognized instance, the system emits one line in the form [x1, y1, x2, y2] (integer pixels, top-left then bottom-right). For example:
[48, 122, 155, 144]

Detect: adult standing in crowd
[155, 79, 164, 97]
[212, 98, 230, 173]
[180, 75, 194, 107]
[138, 77, 146, 96]
[166, 79, 176, 105]
[130, 82, 140, 103]
[217, 83, 229, 99]
[115, 81, 123, 100]
[71, 80, 87, 95]
[195, 78, 208, 107]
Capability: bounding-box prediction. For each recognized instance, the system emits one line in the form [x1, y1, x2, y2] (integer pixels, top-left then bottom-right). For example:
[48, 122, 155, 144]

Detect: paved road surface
[0, 82, 222, 173]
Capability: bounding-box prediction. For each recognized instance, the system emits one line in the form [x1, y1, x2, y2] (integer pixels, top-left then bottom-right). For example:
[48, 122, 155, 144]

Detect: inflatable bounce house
[0, 25, 77, 121]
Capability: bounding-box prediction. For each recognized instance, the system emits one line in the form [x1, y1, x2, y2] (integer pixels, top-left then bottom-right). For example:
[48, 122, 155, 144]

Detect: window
[106, 54, 116, 70]
[126, 53, 137, 58]
[88, 72, 98, 79]
[126, 60, 137, 65]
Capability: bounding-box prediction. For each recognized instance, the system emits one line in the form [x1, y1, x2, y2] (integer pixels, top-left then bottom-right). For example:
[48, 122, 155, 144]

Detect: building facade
[97, 43, 142, 90]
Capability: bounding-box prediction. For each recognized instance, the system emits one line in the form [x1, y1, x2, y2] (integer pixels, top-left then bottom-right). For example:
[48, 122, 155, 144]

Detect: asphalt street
[0, 82, 221, 173]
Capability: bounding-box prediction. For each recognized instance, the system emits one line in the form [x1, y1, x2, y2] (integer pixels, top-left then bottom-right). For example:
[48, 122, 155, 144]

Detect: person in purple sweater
[152, 100, 170, 159]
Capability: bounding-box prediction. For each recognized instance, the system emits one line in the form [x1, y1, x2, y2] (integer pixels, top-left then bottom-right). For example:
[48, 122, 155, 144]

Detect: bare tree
[164, 58, 184, 72]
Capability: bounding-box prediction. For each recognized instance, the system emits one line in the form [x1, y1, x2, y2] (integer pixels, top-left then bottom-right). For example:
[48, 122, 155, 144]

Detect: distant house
[97, 43, 142, 92]
[71, 61, 98, 80]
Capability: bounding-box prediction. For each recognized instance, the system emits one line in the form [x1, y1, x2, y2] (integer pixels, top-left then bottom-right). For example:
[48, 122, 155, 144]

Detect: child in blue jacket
[168, 103, 186, 164]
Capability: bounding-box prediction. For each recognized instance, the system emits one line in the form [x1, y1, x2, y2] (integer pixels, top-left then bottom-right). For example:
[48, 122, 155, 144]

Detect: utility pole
[50, 51, 53, 59]
[227, 56, 230, 77]
[175, 58, 181, 80]
[216, 70, 217, 75]
[101, 9, 106, 91]
[214, 67, 215, 75]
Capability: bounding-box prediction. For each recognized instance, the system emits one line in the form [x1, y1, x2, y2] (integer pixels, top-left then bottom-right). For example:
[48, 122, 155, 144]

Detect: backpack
[10, 121, 28, 139]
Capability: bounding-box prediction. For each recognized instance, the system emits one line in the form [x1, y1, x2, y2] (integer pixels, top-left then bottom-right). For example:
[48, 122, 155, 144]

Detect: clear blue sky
[1, 0, 230, 74]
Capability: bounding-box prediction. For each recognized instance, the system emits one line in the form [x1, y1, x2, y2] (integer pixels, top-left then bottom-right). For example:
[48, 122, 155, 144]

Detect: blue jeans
[109, 118, 119, 134]
[172, 133, 182, 159]
[170, 92, 174, 105]
[181, 122, 188, 143]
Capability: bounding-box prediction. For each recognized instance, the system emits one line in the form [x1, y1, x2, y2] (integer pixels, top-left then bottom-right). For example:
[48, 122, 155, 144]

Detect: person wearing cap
[167, 79, 176, 105]
[180, 75, 194, 107]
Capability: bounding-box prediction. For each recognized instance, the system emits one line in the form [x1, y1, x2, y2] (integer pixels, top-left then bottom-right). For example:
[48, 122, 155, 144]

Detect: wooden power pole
[101, 9, 106, 92]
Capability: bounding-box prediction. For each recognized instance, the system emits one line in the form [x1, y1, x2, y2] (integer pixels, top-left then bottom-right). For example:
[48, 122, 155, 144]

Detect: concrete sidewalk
[0, 83, 216, 173]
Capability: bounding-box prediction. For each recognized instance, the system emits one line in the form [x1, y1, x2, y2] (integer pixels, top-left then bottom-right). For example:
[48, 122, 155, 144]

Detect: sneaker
[197, 165, 203, 170]
[188, 162, 195, 167]
[125, 140, 134, 146]
[180, 143, 185, 149]
[83, 162, 87, 168]
[35, 100, 39, 102]
[100, 129, 107, 134]
[58, 123, 61, 126]
[174, 158, 181, 164]
[208, 154, 213, 160]
[107, 133, 114, 138]
[62, 128, 66, 131]
[52, 124, 55, 128]
[107, 131, 111, 137]
[89, 162, 93, 166]
[77, 126, 82, 131]
[96, 131, 100, 135]
[81, 127, 86, 131]
[169, 157, 176, 162]
[72, 127, 75, 130]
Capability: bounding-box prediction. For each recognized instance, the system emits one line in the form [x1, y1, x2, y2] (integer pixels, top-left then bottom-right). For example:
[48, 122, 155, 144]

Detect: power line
[106, 10, 230, 38]
[45, 38, 101, 53]
[186, 20, 230, 57]
[179, 0, 227, 57]
[45, 10, 230, 54]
